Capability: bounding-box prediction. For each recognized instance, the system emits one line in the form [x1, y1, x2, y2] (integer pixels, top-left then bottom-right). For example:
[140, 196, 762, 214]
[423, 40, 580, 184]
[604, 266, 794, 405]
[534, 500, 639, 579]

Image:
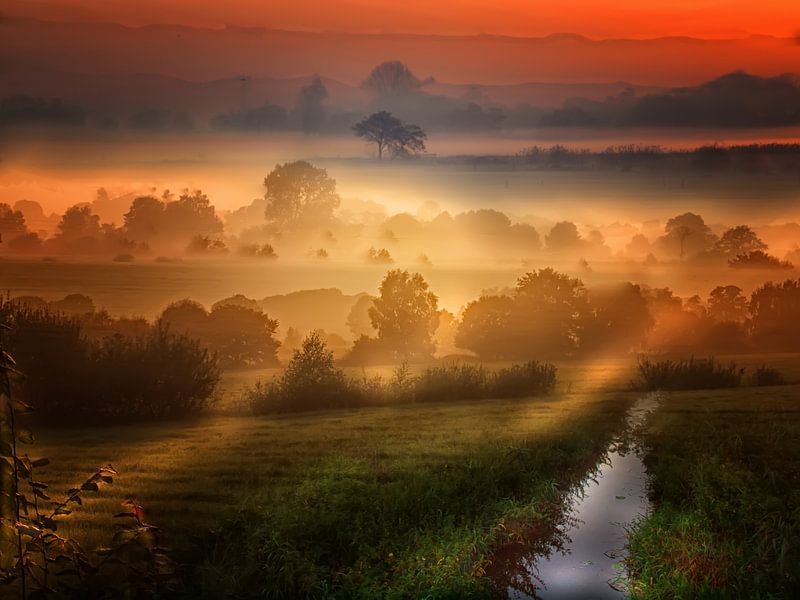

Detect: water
[506, 394, 658, 599]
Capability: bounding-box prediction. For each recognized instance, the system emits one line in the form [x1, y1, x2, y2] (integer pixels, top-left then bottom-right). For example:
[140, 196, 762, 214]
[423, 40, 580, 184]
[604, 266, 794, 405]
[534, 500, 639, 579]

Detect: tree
[263, 161, 340, 228]
[124, 196, 166, 241]
[346, 295, 376, 338]
[296, 75, 328, 134]
[658, 212, 717, 259]
[55, 205, 102, 242]
[509, 268, 589, 358]
[728, 250, 793, 270]
[581, 283, 653, 355]
[361, 61, 424, 98]
[0, 202, 27, 240]
[715, 225, 767, 256]
[545, 221, 584, 252]
[707, 285, 748, 323]
[749, 279, 800, 351]
[368, 270, 439, 360]
[455, 295, 515, 360]
[352, 111, 427, 159]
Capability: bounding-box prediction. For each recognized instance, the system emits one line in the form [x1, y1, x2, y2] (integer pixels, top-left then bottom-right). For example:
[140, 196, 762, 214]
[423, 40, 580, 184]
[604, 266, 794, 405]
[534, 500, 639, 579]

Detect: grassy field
[23, 354, 800, 596]
[626, 383, 800, 599]
[28, 360, 636, 597]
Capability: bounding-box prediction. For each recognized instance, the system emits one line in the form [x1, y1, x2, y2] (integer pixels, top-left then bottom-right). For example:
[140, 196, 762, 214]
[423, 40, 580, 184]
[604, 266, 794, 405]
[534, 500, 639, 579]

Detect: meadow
[22, 354, 799, 596]
[29, 359, 635, 596]
[627, 382, 800, 598]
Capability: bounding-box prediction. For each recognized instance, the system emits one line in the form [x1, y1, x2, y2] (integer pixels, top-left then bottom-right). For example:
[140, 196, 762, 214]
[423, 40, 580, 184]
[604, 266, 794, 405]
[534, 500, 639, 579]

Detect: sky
[3, 0, 800, 38]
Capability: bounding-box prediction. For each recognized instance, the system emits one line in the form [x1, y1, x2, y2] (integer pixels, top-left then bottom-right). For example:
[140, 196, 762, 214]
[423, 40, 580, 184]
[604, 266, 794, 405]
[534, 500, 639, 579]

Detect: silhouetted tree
[658, 212, 717, 259]
[0, 202, 27, 240]
[361, 61, 424, 98]
[715, 225, 768, 256]
[729, 250, 793, 270]
[581, 283, 653, 355]
[263, 161, 340, 228]
[352, 111, 427, 159]
[708, 285, 749, 323]
[346, 295, 376, 339]
[749, 279, 800, 351]
[545, 221, 584, 252]
[455, 295, 515, 360]
[368, 270, 439, 360]
[297, 75, 328, 134]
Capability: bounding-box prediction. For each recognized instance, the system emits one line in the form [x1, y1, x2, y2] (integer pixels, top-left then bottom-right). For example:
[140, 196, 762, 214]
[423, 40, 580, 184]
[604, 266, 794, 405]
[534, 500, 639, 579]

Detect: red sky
[4, 0, 800, 38]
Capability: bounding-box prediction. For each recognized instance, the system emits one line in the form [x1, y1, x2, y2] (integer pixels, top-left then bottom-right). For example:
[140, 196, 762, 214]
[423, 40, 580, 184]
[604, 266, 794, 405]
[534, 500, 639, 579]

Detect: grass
[29, 363, 635, 597]
[626, 384, 800, 599]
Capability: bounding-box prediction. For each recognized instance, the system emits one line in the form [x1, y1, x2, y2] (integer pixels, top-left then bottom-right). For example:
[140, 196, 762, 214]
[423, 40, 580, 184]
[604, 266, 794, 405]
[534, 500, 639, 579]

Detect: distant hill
[2, 17, 798, 87]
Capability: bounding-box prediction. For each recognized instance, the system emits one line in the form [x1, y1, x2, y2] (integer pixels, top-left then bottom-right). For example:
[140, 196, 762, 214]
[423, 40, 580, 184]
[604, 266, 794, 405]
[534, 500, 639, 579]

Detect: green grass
[626, 384, 800, 599]
[29, 366, 635, 597]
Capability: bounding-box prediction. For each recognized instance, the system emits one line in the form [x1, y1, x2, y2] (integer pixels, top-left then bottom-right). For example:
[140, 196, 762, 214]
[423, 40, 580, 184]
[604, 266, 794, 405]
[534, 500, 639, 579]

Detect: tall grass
[247, 359, 557, 414]
[635, 356, 742, 391]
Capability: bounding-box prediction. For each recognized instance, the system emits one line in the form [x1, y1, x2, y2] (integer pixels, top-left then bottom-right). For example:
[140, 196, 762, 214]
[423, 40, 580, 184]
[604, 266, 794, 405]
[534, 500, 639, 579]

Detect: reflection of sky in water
[510, 397, 655, 599]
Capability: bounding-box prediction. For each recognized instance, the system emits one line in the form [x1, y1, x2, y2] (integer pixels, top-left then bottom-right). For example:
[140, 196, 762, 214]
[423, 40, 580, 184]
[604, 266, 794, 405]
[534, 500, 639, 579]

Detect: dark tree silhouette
[361, 61, 424, 98]
[728, 250, 793, 270]
[263, 161, 340, 228]
[297, 75, 328, 134]
[750, 279, 800, 351]
[352, 111, 427, 159]
[707, 285, 748, 323]
[715, 225, 768, 256]
[658, 212, 717, 259]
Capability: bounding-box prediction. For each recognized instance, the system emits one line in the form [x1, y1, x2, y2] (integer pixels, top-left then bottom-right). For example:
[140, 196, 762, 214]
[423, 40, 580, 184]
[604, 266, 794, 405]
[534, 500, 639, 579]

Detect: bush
[636, 356, 742, 391]
[0, 300, 220, 423]
[247, 332, 352, 413]
[749, 365, 786, 387]
[248, 334, 557, 414]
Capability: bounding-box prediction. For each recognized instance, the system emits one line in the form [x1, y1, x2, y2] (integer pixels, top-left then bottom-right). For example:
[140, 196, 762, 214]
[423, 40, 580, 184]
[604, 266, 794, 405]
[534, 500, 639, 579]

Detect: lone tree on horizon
[352, 111, 427, 159]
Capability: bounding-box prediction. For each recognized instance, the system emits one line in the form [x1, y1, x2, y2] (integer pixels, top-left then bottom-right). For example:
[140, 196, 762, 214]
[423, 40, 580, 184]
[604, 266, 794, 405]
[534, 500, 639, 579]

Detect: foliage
[0, 329, 176, 598]
[456, 269, 589, 360]
[368, 270, 439, 361]
[159, 299, 280, 368]
[749, 278, 800, 351]
[249, 334, 556, 414]
[0, 300, 220, 423]
[728, 250, 793, 270]
[246, 331, 351, 413]
[748, 365, 786, 387]
[635, 356, 742, 391]
[352, 111, 427, 159]
[263, 161, 340, 229]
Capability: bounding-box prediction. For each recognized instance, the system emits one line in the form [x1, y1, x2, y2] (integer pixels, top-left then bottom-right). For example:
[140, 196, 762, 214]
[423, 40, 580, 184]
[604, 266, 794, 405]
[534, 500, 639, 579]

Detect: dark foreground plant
[0, 327, 176, 598]
[0, 300, 220, 423]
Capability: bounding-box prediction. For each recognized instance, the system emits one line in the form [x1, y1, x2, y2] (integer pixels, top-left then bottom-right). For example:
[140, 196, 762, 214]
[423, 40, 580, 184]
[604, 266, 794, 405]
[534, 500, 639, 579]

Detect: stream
[505, 394, 659, 599]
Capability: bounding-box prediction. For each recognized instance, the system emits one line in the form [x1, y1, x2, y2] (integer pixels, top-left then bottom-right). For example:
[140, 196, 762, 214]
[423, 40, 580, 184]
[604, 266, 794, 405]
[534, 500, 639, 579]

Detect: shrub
[248, 336, 557, 414]
[248, 332, 352, 413]
[749, 365, 786, 387]
[636, 356, 742, 391]
[0, 300, 220, 423]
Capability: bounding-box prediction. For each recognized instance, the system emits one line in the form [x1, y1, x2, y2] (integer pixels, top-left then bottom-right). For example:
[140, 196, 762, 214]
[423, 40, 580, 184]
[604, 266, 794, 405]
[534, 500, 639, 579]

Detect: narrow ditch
[498, 393, 659, 599]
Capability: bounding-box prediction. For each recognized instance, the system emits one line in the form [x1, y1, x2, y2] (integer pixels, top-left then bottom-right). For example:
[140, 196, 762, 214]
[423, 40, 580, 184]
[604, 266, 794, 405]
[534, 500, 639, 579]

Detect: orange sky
[4, 0, 800, 38]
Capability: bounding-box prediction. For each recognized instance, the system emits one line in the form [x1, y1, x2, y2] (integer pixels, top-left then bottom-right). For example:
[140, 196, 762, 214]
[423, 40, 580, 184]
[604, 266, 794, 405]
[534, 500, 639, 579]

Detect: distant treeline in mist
[4, 67, 800, 134]
[3, 159, 800, 265]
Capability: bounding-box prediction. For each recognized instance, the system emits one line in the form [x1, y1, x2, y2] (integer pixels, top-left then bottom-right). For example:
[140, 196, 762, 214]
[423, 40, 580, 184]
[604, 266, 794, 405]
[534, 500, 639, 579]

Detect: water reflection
[501, 395, 658, 599]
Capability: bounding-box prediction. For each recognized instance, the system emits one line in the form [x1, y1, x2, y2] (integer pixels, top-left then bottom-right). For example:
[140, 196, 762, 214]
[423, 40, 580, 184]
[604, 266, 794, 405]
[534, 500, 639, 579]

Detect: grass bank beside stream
[627, 384, 800, 599]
